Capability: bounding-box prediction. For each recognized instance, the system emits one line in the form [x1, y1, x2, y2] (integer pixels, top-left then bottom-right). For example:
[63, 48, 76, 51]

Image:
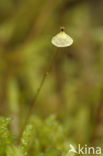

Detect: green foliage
[30, 115, 65, 155]
[20, 123, 34, 155]
[19, 115, 66, 156]
[0, 117, 13, 156]
[6, 145, 23, 156]
[0, 116, 71, 156]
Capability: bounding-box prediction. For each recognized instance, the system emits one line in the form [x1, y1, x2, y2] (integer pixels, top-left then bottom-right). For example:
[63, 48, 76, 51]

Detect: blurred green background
[0, 0, 103, 155]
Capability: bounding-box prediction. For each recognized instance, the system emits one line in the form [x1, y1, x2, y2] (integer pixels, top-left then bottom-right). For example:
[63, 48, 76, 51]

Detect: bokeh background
[0, 0, 103, 155]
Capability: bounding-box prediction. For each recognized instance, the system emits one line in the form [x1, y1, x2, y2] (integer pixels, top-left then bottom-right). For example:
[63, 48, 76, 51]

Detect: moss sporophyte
[51, 27, 73, 47]
[19, 27, 73, 140]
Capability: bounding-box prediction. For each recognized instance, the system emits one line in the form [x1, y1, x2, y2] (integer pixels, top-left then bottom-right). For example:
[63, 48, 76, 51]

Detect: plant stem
[28, 49, 58, 119]
[18, 49, 59, 141]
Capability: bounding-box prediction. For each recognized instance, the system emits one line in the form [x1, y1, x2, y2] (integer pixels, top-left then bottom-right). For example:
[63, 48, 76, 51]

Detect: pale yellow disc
[51, 31, 73, 47]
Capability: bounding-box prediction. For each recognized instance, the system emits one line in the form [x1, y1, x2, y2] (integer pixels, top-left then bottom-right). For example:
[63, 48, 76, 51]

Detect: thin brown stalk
[27, 49, 58, 119]
[18, 49, 59, 142]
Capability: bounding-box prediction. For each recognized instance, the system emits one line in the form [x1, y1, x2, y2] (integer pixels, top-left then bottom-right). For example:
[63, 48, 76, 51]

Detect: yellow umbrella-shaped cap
[51, 27, 73, 47]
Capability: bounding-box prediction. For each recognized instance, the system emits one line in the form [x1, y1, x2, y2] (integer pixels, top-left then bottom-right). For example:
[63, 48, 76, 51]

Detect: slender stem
[27, 49, 58, 118]
[18, 49, 59, 142]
